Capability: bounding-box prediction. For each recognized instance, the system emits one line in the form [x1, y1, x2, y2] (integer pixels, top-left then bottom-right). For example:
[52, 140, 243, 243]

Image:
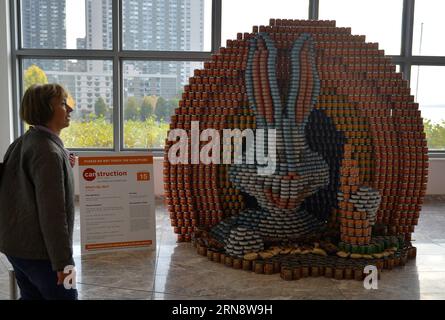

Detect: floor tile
[1, 198, 445, 300]
[76, 283, 152, 300]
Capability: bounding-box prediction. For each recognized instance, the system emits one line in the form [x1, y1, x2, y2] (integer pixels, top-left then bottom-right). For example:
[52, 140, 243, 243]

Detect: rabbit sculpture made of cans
[210, 33, 381, 258]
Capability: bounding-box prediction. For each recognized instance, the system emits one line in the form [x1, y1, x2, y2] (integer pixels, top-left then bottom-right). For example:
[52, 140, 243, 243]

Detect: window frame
[10, 0, 221, 155]
[9, 0, 445, 156]
[395, 0, 445, 157]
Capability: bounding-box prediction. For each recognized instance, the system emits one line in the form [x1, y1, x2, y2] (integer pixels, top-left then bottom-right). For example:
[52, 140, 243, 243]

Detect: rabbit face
[229, 128, 330, 214]
[228, 32, 330, 215]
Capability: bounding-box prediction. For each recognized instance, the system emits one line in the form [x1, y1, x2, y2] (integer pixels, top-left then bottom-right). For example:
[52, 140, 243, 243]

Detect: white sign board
[78, 154, 156, 254]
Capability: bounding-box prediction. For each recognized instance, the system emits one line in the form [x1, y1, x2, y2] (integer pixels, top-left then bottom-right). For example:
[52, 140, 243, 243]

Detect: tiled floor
[1, 196, 445, 300]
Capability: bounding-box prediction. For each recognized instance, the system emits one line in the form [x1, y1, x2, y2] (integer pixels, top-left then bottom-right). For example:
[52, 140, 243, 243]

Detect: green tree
[61, 117, 113, 148]
[155, 97, 177, 121]
[175, 90, 184, 99]
[124, 117, 169, 149]
[124, 96, 139, 121]
[146, 95, 158, 109]
[140, 96, 155, 121]
[60, 117, 169, 149]
[424, 119, 445, 150]
[94, 97, 109, 118]
[24, 65, 48, 90]
[154, 97, 168, 121]
[165, 98, 178, 120]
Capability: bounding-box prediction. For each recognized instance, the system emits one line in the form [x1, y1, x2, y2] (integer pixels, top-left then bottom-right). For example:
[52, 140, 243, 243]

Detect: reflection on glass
[123, 61, 203, 149]
[222, 0, 308, 45]
[122, 0, 212, 51]
[22, 59, 114, 149]
[413, 0, 445, 56]
[21, 0, 112, 50]
[319, 0, 402, 55]
[411, 66, 445, 150]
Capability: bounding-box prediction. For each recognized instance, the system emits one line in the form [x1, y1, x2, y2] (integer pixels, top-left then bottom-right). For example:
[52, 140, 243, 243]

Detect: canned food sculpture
[164, 19, 428, 281]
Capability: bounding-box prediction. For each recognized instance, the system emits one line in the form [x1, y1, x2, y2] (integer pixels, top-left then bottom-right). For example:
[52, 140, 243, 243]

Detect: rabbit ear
[245, 33, 282, 129]
[285, 33, 320, 128]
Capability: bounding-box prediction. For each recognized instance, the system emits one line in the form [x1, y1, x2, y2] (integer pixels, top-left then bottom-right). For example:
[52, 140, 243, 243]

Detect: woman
[0, 84, 77, 300]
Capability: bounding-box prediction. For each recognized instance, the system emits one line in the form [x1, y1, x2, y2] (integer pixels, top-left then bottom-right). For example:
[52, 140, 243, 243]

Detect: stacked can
[163, 18, 427, 278]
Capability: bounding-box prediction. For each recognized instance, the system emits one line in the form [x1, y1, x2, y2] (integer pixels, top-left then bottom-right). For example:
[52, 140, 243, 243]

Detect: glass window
[122, 60, 203, 149]
[410, 66, 445, 150]
[22, 59, 114, 149]
[319, 0, 403, 55]
[222, 0, 308, 45]
[413, 0, 445, 56]
[21, 0, 113, 50]
[122, 0, 212, 51]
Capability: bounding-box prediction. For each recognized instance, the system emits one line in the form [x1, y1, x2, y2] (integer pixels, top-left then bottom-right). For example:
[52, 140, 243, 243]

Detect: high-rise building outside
[22, 0, 205, 117]
[21, 0, 67, 71]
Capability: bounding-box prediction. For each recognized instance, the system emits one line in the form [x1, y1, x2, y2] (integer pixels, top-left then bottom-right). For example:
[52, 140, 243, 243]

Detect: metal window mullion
[402, 63, 411, 83]
[15, 0, 21, 50]
[401, 0, 415, 83]
[429, 152, 445, 158]
[10, 55, 20, 139]
[117, 57, 124, 152]
[403, 61, 412, 88]
[309, 0, 319, 20]
[388, 56, 407, 64]
[118, 50, 211, 61]
[13, 49, 214, 61]
[408, 56, 445, 65]
[401, 0, 415, 57]
[113, 0, 121, 152]
[116, 0, 122, 53]
[113, 56, 123, 152]
[212, 0, 222, 52]
[14, 49, 116, 59]
[10, 0, 21, 139]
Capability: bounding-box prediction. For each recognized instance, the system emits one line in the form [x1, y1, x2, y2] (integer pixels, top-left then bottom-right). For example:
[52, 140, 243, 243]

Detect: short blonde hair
[20, 84, 68, 126]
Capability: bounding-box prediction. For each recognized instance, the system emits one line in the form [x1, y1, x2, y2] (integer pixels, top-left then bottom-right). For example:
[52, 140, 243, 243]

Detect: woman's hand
[57, 270, 73, 286]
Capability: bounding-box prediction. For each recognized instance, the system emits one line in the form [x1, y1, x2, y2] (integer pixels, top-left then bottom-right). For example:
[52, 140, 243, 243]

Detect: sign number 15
[137, 172, 150, 181]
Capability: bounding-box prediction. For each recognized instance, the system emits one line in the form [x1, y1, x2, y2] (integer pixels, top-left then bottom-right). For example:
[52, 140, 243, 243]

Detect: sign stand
[78, 154, 156, 255]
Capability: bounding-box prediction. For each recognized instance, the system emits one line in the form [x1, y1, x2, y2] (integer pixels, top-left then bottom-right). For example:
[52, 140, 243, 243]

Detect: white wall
[426, 158, 445, 194]
[0, 0, 13, 157]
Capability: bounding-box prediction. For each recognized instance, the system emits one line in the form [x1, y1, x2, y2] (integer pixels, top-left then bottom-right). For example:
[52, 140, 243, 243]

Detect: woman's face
[47, 96, 73, 132]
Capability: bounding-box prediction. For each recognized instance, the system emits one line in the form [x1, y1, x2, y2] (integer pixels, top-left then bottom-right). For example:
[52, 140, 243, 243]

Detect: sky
[66, 0, 86, 49]
[62, 0, 445, 121]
